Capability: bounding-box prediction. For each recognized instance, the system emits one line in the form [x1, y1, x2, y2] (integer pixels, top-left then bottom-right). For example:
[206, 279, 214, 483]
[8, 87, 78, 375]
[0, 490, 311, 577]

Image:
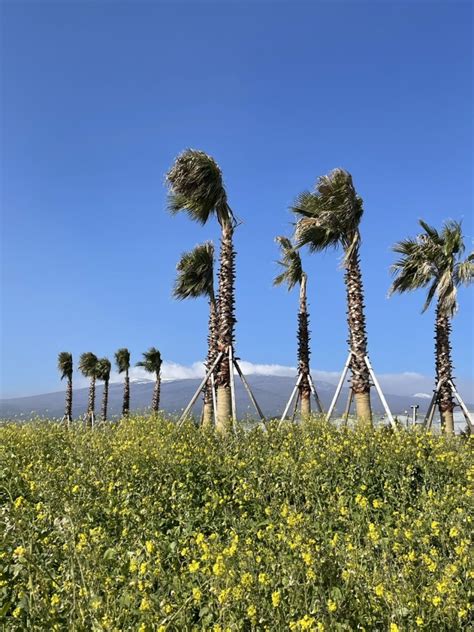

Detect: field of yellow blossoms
[1, 416, 472, 630]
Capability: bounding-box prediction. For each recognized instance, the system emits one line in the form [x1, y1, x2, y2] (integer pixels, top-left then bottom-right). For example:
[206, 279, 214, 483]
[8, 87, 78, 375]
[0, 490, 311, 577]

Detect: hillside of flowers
[1, 417, 472, 631]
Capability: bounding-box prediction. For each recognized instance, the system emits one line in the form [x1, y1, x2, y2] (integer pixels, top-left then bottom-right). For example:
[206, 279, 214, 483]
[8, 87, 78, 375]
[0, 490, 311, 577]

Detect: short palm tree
[390, 220, 473, 433]
[136, 348, 162, 413]
[96, 357, 111, 422]
[57, 351, 73, 424]
[174, 241, 217, 428]
[115, 348, 131, 416]
[274, 236, 312, 417]
[167, 149, 237, 432]
[292, 168, 372, 422]
[78, 352, 99, 427]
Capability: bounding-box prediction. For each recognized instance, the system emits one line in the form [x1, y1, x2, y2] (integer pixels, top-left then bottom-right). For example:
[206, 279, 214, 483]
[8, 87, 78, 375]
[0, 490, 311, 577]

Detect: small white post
[364, 355, 396, 429]
[178, 351, 224, 426]
[280, 373, 303, 422]
[327, 352, 352, 421]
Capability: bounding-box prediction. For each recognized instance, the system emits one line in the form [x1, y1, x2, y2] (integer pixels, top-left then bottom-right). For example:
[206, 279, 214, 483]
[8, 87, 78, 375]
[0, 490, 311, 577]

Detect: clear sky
[1, 1, 473, 399]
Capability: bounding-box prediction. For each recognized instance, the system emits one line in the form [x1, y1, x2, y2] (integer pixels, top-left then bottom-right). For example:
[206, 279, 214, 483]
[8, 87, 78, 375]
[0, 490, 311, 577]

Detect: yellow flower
[192, 587, 201, 602]
[241, 572, 253, 587]
[50, 594, 60, 607]
[272, 591, 281, 607]
[13, 546, 26, 558]
[372, 499, 382, 509]
[258, 572, 268, 584]
[374, 583, 384, 597]
[188, 560, 200, 573]
[12, 607, 22, 618]
[449, 526, 459, 538]
[71, 484, 80, 493]
[139, 596, 151, 611]
[247, 604, 256, 618]
[432, 596, 441, 607]
[145, 540, 154, 554]
[416, 617, 424, 626]
[390, 625, 400, 632]
[302, 551, 312, 565]
[327, 599, 337, 612]
[13, 496, 24, 509]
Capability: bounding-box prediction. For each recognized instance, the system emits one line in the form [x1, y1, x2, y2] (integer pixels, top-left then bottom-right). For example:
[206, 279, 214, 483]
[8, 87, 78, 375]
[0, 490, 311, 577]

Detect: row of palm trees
[166, 150, 473, 434]
[58, 347, 162, 425]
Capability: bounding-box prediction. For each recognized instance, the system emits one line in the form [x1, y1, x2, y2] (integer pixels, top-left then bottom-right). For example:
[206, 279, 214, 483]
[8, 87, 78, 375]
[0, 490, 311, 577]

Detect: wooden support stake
[233, 359, 267, 425]
[423, 380, 442, 429]
[364, 355, 396, 429]
[291, 390, 300, 422]
[327, 352, 352, 421]
[343, 388, 353, 425]
[211, 372, 218, 428]
[308, 374, 324, 413]
[280, 373, 303, 423]
[449, 380, 474, 430]
[178, 351, 224, 427]
[229, 346, 237, 430]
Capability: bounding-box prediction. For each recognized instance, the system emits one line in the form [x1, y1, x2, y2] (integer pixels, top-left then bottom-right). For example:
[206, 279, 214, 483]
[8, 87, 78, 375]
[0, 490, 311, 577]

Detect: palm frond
[115, 348, 130, 374]
[57, 352, 73, 380]
[136, 347, 162, 374]
[96, 358, 111, 382]
[273, 236, 304, 290]
[453, 256, 474, 286]
[174, 242, 214, 300]
[78, 352, 98, 378]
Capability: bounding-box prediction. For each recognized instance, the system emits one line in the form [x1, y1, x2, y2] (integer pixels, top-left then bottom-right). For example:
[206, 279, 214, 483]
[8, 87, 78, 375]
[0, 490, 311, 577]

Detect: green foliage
[115, 348, 130, 374]
[136, 348, 162, 376]
[78, 352, 98, 378]
[390, 220, 474, 316]
[57, 352, 73, 381]
[1, 417, 472, 630]
[95, 358, 111, 382]
[273, 236, 304, 291]
[174, 242, 215, 301]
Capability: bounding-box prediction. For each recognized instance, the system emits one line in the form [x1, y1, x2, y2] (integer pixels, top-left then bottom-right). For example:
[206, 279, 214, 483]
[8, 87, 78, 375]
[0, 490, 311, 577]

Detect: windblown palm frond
[136, 348, 162, 375]
[292, 169, 363, 262]
[78, 352, 98, 378]
[166, 149, 235, 227]
[390, 219, 473, 316]
[115, 348, 130, 374]
[96, 358, 111, 382]
[273, 236, 304, 290]
[58, 352, 73, 380]
[174, 242, 215, 300]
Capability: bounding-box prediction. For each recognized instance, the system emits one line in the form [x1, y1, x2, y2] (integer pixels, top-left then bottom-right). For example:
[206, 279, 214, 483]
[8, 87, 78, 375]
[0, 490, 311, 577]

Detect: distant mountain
[2, 376, 471, 430]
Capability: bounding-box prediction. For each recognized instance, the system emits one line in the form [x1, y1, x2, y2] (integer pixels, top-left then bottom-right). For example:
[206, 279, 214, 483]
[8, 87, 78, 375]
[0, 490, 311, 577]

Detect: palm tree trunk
[101, 379, 109, 421]
[344, 251, 372, 423]
[435, 301, 455, 434]
[298, 274, 311, 419]
[123, 371, 130, 416]
[152, 373, 161, 413]
[216, 221, 235, 433]
[65, 376, 73, 425]
[87, 376, 96, 428]
[203, 295, 218, 429]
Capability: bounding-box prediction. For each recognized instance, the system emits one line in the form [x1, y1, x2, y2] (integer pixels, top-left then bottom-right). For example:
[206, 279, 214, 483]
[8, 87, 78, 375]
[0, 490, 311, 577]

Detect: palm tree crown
[166, 149, 235, 228]
[390, 220, 474, 315]
[174, 242, 215, 300]
[136, 348, 162, 375]
[273, 236, 304, 290]
[115, 348, 130, 374]
[96, 358, 111, 382]
[78, 352, 98, 377]
[58, 351, 73, 380]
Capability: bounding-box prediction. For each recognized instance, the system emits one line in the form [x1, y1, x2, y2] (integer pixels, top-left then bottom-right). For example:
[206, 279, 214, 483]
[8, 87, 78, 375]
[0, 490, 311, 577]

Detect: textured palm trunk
[152, 373, 161, 413]
[123, 371, 130, 416]
[64, 376, 73, 425]
[298, 274, 311, 419]
[101, 379, 109, 421]
[344, 251, 372, 423]
[203, 296, 218, 429]
[435, 301, 455, 434]
[87, 377, 96, 428]
[215, 221, 235, 434]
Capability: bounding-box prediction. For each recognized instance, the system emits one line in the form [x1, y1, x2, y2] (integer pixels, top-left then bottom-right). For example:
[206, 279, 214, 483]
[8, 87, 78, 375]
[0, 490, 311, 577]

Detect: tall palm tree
[274, 237, 312, 417]
[57, 351, 73, 425]
[136, 348, 162, 413]
[78, 352, 99, 427]
[174, 241, 217, 428]
[115, 348, 131, 416]
[96, 358, 111, 422]
[390, 220, 473, 433]
[167, 149, 237, 432]
[292, 168, 372, 422]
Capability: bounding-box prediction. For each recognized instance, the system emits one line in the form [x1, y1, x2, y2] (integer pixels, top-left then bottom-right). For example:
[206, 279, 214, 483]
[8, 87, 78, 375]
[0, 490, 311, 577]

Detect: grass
[1, 416, 472, 630]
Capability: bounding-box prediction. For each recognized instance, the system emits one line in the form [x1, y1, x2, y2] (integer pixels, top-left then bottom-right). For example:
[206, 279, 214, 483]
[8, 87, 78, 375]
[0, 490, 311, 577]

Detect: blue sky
[1, 1, 472, 399]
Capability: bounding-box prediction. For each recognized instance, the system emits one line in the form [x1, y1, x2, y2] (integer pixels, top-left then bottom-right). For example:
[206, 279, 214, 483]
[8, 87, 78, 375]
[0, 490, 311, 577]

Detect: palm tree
[390, 220, 473, 433]
[78, 352, 99, 427]
[136, 348, 162, 413]
[115, 348, 131, 416]
[96, 358, 111, 422]
[274, 237, 312, 417]
[292, 168, 372, 422]
[174, 241, 217, 428]
[57, 351, 73, 425]
[167, 149, 237, 432]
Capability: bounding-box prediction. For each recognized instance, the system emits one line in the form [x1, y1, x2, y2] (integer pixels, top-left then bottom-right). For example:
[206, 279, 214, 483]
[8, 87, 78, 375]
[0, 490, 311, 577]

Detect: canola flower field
[1, 417, 472, 631]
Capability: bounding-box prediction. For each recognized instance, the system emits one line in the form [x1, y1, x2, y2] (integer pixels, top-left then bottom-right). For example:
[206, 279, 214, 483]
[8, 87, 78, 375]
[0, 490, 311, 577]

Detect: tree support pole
[211, 372, 218, 428]
[448, 380, 473, 430]
[229, 346, 237, 431]
[280, 373, 303, 423]
[423, 380, 442, 429]
[364, 355, 396, 429]
[291, 390, 300, 422]
[326, 352, 352, 421]
[343, 388, 353, 425]
[178, 351, 224, 427]
[308, 374, 324, 413]
[233, 358, 267, 426]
